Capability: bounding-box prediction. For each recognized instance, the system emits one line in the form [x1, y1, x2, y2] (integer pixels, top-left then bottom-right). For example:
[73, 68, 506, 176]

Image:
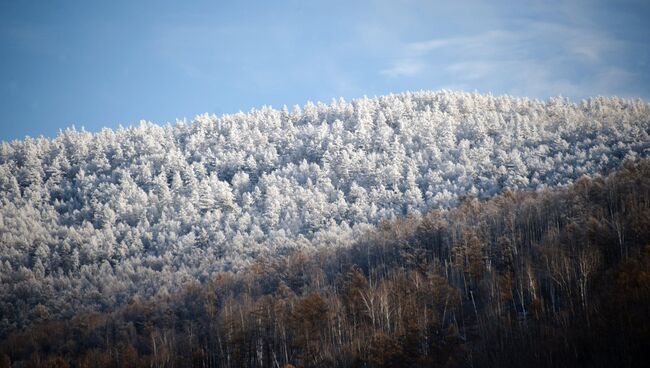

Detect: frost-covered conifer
[1, 90, 649, 329]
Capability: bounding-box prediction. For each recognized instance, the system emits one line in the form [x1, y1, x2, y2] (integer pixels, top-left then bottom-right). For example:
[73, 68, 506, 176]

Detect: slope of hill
[3, 159, 649, 368]
[1, 91, 649, 334]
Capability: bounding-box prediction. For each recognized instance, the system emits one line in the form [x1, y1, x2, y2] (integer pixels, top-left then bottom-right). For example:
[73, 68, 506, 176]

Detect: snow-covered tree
[1, 90, 649, 333]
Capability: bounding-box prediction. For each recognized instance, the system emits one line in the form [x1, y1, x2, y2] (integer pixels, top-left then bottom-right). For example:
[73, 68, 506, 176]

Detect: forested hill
[1, 91, 649, 335]
[3, 158, 649, 368]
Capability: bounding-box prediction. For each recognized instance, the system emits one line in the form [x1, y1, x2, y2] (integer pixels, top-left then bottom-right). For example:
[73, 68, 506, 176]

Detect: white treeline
[0, 90, 649, 331]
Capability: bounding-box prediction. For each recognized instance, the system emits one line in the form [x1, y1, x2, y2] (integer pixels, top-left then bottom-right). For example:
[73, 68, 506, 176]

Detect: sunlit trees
[1, 91, 649, 339]
[2, 159, 650, 367]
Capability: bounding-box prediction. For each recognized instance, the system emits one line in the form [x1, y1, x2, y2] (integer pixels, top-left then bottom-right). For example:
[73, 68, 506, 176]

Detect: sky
[1, 0, 649, 141]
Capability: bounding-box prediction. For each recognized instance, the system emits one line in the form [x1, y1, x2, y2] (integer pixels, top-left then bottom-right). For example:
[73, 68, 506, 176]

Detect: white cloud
[446, 61, 496, 80]
[407, 38, 453, 53]
[405, 30, 514, 55]
[379, 19, 638, 98]
[380, 59, 425, 77]
[572, 45, 601, 62]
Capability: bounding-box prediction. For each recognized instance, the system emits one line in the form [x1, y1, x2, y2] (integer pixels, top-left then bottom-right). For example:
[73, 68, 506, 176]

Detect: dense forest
[1, 91, 649, 338]
[2, 158, 649, 368]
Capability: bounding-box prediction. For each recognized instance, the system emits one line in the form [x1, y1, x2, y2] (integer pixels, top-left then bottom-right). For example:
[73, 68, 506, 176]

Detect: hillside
[1, 91, 649, 335]
[3, 159, 649, 367]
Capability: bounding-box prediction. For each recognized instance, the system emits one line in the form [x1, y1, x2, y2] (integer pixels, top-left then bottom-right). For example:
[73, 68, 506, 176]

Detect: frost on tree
[0, 90, 649, 333]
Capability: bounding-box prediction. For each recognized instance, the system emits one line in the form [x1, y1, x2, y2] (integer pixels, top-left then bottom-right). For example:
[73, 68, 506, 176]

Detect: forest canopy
[2, 157, 649, 367]
[1, 90, 649, 338]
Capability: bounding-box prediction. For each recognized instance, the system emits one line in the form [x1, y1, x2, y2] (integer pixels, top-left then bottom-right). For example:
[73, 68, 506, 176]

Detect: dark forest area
[2, 159, 650, 368]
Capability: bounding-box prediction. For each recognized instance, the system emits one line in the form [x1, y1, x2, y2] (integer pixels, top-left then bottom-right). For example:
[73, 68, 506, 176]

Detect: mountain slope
[3, 158, 649, 367]
[1, 90, 649, 334]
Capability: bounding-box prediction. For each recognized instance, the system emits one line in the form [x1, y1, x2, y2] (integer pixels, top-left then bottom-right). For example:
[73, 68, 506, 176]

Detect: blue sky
[1, 0, 649, 141]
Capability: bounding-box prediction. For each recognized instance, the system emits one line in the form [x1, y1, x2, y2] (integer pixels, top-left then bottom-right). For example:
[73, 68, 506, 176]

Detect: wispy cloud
[446, 61, 496, 80]
[406, 30, 514, 55]
[379, 19, 640, 98]
[407, 38, 453, 53]
[380, 59, 425, 77]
